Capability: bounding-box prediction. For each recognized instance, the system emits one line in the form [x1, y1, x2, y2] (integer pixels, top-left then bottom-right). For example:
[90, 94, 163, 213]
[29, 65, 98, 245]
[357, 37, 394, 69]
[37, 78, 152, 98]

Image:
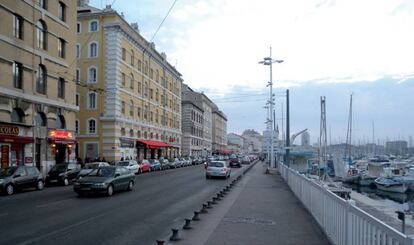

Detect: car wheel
[107, 184, 114, 196]
[77, 192, 85, 197]
[127, 181, 134, 191]
[63, 178, 69, 186]
[37, 180, 44, 190]
[5, 184, 14, 195]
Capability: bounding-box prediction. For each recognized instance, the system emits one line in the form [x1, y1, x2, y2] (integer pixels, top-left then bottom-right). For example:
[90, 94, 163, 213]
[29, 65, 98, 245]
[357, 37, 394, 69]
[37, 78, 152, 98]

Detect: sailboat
[342, 94, 360, 184]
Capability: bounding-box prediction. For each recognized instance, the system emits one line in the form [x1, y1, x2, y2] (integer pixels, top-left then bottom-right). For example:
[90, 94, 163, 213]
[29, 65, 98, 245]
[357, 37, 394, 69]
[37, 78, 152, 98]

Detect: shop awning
[0, 135, 33, 144]
[136, 140, 172, 149]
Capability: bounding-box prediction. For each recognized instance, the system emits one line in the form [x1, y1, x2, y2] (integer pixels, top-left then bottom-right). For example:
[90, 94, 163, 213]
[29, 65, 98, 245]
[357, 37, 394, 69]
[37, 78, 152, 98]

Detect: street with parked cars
[0, 154, 258, 244]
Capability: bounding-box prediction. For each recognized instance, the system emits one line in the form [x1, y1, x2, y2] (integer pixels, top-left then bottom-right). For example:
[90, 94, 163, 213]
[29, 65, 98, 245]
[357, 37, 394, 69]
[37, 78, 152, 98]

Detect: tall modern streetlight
[259, 47, 283, 168]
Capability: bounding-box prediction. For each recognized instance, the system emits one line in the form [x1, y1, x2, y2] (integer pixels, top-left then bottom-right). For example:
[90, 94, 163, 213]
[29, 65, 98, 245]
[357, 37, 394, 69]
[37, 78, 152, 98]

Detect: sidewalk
[175, 162, 331, 245]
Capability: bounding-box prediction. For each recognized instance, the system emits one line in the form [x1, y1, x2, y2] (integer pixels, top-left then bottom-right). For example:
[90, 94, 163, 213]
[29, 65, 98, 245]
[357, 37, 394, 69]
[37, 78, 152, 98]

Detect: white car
[206, 161, 231, 179]
[117, 160, 139, 174]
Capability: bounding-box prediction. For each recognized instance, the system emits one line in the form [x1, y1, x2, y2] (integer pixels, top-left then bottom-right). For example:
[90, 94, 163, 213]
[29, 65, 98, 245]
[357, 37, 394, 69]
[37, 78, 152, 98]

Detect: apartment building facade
[0, 0, 77, 174]
[76, 3, 182, 162]
[212, 107, 227, 153]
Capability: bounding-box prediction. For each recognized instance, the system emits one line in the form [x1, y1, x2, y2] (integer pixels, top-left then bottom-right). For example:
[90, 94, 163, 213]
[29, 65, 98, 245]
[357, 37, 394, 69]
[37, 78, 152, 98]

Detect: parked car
[149, 159, 162, 171]
[139, 159, 151, 173]
[159, 158, 170, 170]
[168, 158, 179, 169]
[77, 162, 110, 179]
[46, 163, 81, 186]
[241, 156, 251, 165]
[184, 157, 193, 166]
[228, 157, 242, 168]
[73, 166, 135, 197]
[117, 160, 139, 174]
[206, 161, 231, 179]
[0, 166, 44, 195]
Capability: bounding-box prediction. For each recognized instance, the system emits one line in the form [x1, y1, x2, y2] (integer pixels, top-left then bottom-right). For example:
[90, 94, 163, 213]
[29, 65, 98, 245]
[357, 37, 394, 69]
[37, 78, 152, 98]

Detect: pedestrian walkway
[175, 162, 331, 245]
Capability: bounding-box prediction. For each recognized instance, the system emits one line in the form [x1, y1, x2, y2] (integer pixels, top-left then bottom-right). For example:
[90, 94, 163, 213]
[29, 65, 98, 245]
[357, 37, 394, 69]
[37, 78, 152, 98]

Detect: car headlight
[0, 179, 4, 184]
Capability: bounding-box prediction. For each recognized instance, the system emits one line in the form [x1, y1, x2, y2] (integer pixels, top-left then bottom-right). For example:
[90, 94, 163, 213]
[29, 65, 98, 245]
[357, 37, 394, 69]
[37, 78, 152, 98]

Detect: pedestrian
[121, 157, 124, 161]
[102, 157, 106, 163]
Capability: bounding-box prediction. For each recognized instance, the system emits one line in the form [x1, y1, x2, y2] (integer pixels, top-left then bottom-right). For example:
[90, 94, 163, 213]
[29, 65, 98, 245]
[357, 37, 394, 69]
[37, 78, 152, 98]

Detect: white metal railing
[278, 163, 414, 245]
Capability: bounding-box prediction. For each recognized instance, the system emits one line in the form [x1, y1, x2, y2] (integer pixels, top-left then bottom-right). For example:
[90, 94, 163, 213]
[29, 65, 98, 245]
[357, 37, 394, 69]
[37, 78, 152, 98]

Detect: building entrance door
[55, 144, 66, 164]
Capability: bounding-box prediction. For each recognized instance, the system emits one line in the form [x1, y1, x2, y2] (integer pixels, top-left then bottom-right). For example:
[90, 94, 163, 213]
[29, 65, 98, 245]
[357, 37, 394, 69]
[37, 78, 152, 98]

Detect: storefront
[0, 124, 33, 168]
[136, 140, 172, 160]
[48, 130, 75, 164]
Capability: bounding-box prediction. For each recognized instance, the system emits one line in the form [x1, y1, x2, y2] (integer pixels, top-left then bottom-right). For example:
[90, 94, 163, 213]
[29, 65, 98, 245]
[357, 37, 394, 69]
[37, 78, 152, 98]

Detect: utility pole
[286, 89, 290, 167]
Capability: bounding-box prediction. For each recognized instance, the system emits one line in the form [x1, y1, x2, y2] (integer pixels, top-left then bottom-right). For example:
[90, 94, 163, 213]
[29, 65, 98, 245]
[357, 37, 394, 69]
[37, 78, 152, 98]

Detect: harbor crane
[290, 128, 308, 145]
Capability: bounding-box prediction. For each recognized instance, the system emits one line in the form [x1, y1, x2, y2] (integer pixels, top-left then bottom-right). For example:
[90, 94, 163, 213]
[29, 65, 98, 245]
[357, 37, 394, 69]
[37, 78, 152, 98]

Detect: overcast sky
[91, 0, 414, 144]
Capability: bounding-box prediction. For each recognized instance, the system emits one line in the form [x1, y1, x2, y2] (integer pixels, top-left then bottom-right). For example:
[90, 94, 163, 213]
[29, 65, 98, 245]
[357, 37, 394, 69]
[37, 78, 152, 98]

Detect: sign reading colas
[0, 125, 19, 136]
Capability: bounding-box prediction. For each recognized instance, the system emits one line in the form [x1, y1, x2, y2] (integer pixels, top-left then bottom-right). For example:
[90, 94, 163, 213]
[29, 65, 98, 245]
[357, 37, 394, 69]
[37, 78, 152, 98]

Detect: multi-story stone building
[76, 2, 182, 162]
[200, 93, 213, 156]
[0, 0, 77, 174]
[181, 84, 203, 156]
[212, 106, 227, 153]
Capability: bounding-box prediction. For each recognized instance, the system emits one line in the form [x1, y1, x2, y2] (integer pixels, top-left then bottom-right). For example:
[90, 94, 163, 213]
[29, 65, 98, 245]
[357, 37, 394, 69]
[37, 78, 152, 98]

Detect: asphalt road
[0, 164, 245, 245]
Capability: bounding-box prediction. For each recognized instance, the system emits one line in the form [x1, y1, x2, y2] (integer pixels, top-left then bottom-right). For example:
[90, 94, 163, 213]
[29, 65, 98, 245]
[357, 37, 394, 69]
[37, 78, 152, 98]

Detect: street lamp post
[259, 47, 283, 168]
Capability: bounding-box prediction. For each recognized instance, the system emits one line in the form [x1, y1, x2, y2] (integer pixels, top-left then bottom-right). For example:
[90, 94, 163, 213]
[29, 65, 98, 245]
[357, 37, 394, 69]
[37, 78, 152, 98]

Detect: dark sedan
[73, 166, 135, 197]
[0, 166, 44, 195]
[46, 163, 81, 186]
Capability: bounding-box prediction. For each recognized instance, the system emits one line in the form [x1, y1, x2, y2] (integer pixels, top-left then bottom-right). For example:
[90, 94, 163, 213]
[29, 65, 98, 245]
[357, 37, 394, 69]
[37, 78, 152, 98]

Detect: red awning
[0, 135, 33, 144]
[136, 140, 172, 149]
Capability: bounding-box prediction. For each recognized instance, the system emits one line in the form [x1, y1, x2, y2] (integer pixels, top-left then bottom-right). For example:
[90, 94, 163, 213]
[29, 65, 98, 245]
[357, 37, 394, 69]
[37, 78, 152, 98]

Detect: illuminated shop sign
[49, 130, 73, 139]
[0, 125, 19, 136]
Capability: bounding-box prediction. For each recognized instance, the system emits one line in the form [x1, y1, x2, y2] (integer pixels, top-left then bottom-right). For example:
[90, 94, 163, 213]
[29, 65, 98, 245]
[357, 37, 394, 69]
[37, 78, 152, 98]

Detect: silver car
[206, 161, 231, 179]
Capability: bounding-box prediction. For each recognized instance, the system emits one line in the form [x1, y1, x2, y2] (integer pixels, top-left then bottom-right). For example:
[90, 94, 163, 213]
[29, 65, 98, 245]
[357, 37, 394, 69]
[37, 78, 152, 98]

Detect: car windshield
[0, 166, 18, 177]
[51, 164, 67, 172]
[208, 161, 224, 167]
[84, 163, 99, 169]
[88, 167, 115, 177]
[118, 161, 130, 166]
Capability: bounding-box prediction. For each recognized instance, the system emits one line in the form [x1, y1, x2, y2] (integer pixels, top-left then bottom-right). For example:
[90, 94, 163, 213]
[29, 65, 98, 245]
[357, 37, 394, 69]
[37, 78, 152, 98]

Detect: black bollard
[183, 218, 192, 230]
[156, 240, 165, 245]
[207, 201, 213, 208]
[170, 228, 180, 241]
[201, 204, 208, 213]
[216, 193, 222, 200]
[193, 211, 201, 221]
[212, 197, 218, 204]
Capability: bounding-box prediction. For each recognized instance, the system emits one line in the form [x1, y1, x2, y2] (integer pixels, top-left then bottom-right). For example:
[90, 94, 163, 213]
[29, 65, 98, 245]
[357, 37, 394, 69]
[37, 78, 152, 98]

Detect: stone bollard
[207, 201, 213, 208]
[170, 228, 180, 241]
[183, 218, 192, 230]
[156, 240, 165, 245]
[212, 197, 218, 204]
[192, 211, 201, 221]
[216, 193, 222, 200]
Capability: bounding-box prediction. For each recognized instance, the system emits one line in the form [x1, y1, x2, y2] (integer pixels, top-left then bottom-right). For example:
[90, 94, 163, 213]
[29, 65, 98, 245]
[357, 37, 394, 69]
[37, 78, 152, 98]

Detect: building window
[87, 92, 97, 109]
[87, 119, 96, 134]
[149, 68, 153, 79]
[89, 42, 98, 58]
[58, 38, 65, 58]
[13, 62, 23, 89]
[122, 48, 126, 61]
[130, 100, 134, 117]
[36, 64, 47, 94]
[137, 82, 141, 93]
[36, 20, 47, 50]
[75, 120, 79, 133]
[121, 73, 126, 86]
[121, 101, 125, 114]
[56, 115, 66, 129]
[11, 108, 24, 123]
[155, 89, 159, 102]
[58, 2, 66, 22]
[156, 70, 159, 82]
[58, 78, 65, 99]
[13, 14, 23, 40]
[137, 107, 141, 118]
[130, 74, 134, 89]
[34, 112, 47, 127]
[137, 60, 142, 71]
[88, 67, 97, 83]
[121, 128, 126, 136]
[130, 50, 134, 66]
[137, 130, 141, 138]
[76, 44, 80, 59]
[150, 89, 153, 100]
[144, 61, 148, 75]
[77, 22, 81, 33]
[36, 0, 47, 9]
[129, 129, 134, 137]
[76, 68, 80, 84]
[89, 20, 98, 32]
[76, 93, 80, 106]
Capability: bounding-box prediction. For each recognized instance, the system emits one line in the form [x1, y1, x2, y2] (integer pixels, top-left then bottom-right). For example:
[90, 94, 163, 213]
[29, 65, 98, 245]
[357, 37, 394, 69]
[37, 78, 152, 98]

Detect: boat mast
[345, 94, 353, 166]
